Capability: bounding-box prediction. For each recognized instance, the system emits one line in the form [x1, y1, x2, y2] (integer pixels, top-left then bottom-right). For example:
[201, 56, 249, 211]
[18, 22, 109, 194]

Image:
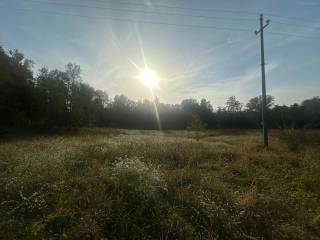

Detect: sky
[0, 0, 319, 108]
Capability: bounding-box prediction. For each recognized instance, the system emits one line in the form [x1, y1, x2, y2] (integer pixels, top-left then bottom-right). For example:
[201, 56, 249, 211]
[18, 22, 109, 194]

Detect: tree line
[0, 46, 319, 131]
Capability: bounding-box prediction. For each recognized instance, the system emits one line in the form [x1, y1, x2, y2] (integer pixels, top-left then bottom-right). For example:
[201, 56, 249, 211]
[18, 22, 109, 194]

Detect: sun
[138, 67, 159, 88]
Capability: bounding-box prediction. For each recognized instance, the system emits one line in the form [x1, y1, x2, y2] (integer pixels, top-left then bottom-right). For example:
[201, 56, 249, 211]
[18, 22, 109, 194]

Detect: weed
[0, 129, 319, 239]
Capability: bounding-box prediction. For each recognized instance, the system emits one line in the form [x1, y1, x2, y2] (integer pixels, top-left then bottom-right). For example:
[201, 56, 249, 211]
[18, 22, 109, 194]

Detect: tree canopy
[0, 46, 319, 131]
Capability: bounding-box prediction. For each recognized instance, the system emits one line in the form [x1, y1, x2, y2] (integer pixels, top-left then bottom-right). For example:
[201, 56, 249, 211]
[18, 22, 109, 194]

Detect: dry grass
[0, 129, 319, 239]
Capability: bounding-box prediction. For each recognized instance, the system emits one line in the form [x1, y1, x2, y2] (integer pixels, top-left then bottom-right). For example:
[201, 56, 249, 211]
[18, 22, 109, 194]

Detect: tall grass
[0, 129, 319, 239]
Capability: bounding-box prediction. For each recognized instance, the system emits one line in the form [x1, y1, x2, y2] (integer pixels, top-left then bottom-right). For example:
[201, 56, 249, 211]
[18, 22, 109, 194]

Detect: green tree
[35, 68, 69, 127]
[186, 114, 207, 131]
[246, 95, 275, 112]
[225, 96, 243, 112]
[0, 47, 34, 128]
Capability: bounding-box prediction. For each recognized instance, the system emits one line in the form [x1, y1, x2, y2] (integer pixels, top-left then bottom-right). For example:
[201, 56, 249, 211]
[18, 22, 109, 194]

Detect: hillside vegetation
[0, 129, 320, 239]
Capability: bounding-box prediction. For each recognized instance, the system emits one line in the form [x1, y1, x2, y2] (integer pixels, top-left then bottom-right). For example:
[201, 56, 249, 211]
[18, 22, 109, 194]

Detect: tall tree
[246, 95, 275, 112]
[225, 96, 243, 112]
[0, 47, 34, 128]
[35, 68, 69, 127]
[301, 97, 320, 128]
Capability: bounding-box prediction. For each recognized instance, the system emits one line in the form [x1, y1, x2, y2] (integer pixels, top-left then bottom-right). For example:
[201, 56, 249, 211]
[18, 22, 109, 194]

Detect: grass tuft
[0, 129, 319, 239]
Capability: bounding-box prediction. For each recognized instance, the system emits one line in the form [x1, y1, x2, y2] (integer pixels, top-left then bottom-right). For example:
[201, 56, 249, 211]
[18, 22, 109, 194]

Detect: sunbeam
[127, 27, 162, 130]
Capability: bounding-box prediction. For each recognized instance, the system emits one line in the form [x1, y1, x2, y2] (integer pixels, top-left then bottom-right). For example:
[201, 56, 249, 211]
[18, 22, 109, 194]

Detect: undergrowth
[0, 129, 319, 239]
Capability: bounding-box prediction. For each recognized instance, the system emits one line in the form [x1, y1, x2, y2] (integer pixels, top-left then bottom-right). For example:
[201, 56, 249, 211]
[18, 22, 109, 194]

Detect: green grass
[0, 129, 320, 239]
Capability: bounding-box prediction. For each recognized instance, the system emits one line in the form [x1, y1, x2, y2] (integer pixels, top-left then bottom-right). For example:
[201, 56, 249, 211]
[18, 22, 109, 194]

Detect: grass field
[0, 129, 320, 239]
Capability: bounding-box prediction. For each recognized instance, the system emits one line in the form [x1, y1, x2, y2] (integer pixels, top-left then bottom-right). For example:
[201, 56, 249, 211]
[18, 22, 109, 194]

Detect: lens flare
[138, 68, 159, 88]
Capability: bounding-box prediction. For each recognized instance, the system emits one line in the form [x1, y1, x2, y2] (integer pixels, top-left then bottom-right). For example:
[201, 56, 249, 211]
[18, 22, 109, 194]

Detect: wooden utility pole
[255, 14, 270, 147]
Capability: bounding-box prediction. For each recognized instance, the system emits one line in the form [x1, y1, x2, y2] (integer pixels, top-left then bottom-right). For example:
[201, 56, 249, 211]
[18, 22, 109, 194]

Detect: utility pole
[255, 14, 270, 147]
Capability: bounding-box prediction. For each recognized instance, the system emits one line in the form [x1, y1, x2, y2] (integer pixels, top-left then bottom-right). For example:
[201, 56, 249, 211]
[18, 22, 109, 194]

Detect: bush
[187, 114, 207, 131]
[278, 129, 306, 151]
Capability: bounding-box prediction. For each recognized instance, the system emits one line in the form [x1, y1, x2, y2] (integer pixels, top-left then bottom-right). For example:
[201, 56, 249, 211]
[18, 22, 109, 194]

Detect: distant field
[0, 129, 319, 239]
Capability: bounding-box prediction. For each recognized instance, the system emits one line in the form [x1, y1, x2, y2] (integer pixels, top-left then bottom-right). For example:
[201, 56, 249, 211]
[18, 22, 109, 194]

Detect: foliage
[277, 129, 307, 151]
[0, 47, 34, 128]
[0, 129, 320, 239]
[225, 96, 243, 112]
[246, 95, 275, 112]
[1, 45, 320, 131]
[186, 114, 207, 131]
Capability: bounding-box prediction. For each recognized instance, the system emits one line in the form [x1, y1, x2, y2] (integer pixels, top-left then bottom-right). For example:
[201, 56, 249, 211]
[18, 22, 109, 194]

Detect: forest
[1, 46, 319, 131]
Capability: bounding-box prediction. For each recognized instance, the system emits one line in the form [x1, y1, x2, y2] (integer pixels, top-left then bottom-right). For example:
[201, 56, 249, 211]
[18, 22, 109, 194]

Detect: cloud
[271, 85, 320, 105]
[268, 17, 320, 50]
[161, 61, 279, 107]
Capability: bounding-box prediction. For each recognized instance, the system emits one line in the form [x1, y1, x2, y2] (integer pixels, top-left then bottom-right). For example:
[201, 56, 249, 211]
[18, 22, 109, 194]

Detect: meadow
[0, 129, 319, 240]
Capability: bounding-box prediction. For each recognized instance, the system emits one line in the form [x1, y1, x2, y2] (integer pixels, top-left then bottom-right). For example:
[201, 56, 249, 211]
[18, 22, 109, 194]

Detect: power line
[0, 6, 255, 32]
[267, 13, 316, 23]
[79, 0, 259, 16]
[20, 0, 257, 23]
[86, 0, 320, 23]
[22, 0, 320, 32]
[1, 6, 319, 39]
[21, 0, 320, 31]
[268, 31, 318, 39]
[272, 20, 320, 31]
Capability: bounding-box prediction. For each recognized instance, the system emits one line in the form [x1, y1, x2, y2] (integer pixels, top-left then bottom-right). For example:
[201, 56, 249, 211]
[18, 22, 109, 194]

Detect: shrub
[187, 114, 207, 131]
[278, 129, 306, 151]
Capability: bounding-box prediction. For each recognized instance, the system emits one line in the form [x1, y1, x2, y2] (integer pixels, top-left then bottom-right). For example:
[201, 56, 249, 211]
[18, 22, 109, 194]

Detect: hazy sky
[0, 0, 319, 107]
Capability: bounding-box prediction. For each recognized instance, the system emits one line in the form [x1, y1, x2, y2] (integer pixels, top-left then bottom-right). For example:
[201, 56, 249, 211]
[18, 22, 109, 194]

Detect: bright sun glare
[139, 68, 159, 88]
